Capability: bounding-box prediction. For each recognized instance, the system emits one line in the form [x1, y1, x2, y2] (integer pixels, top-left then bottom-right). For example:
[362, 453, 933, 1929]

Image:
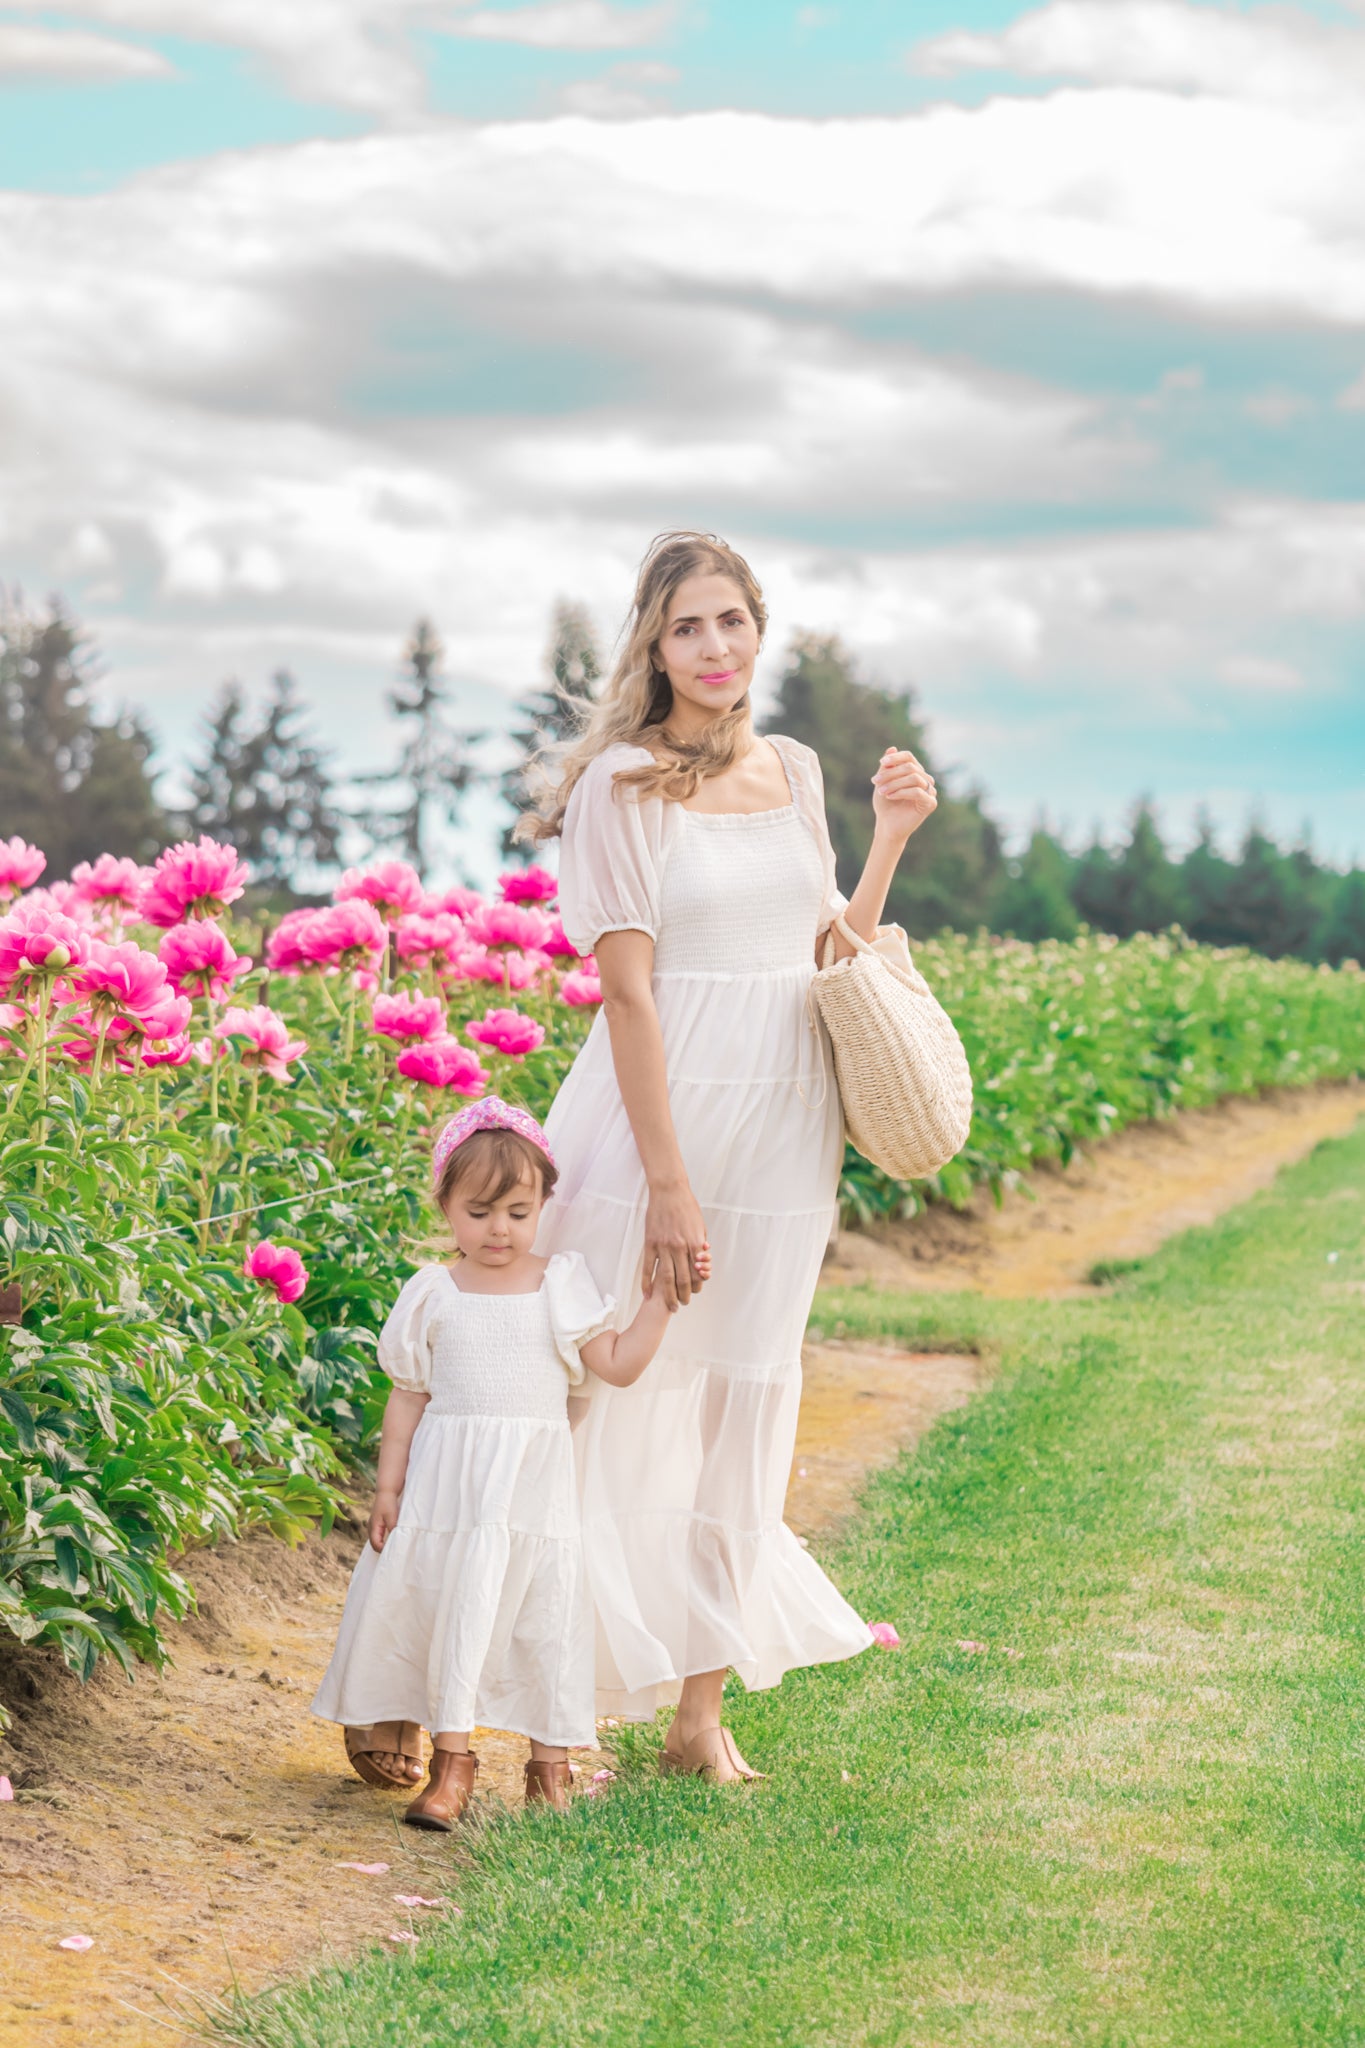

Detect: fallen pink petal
[868, 1621, 902, 1648]
[336, 1861, 391, 1875]
[956, 1639, 989, 1654]
[393, 1894, 444, 1909]
[0, 1775, 13, 1801]
[387, 1930, 420, 1945]
[57, 1935, 94, 1951]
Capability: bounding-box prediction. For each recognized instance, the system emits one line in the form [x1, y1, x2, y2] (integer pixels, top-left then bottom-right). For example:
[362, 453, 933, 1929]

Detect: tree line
[1, 587, 1360, 964]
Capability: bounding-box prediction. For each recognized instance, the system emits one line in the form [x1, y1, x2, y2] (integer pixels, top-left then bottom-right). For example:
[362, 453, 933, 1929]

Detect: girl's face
[442, 1163, 544, 1267]
[653, 572, 760, 736]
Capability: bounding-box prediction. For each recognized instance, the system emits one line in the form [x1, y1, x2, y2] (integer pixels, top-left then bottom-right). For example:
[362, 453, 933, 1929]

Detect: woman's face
[653, 573, 760, 733]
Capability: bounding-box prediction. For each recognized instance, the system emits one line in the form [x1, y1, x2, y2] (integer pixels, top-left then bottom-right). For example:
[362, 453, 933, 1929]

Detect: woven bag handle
[820, 912, 920, 988]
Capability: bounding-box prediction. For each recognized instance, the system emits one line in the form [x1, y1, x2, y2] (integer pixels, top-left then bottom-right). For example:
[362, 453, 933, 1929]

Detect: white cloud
[453, 2, 671, 49]
[554, 58, 677, 117]
[1219, 652, 1305, 692]
[0, 22, 171, 77]
[911, 0, 1365, 111]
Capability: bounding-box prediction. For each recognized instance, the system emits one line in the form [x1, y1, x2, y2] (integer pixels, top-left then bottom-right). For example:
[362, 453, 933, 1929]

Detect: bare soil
[820, 1080, 1365, 1299]
[3, 1078, 1360, 2045]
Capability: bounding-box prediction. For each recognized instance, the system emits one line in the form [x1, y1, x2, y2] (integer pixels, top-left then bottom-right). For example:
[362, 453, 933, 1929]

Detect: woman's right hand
[642, 1178, 711, 1310]
[368, 1488, 401, 1554]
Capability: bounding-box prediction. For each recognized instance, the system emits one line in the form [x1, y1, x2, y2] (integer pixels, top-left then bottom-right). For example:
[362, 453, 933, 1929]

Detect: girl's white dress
[310, 1252, 615, 1749]
[537, 732, 874, 1719]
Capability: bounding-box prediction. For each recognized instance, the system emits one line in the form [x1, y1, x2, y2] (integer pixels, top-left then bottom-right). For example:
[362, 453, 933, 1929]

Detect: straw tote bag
[805, 912, 973, 1181]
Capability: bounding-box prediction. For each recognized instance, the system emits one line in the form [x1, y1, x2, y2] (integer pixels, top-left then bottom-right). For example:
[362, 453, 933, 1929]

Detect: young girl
[311, 1096, 703, 1822]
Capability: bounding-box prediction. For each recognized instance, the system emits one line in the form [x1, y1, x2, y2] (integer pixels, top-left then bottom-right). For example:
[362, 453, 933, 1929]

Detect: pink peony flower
[372, 991, 446, 1044]
[71, 939, 175, 1028]
[466, 1008, 545, 1060]
[159, 920, 252, 1001]
[423, 885, 484, 919]
[244, 1240, 308, 1305]
[393, 912, 464, 974]
[140, 837, 248, 927]
[498, 864, 558, 906]
[215, 1005, 306, 1080]
[869, 1622, 902, 1649]
[137, 1031, 194, 1069]
[465, 902, 552, 953]
[301, 900, 386, 971]
[69, 855, 149, 914]
[450, 944, 539, 991]
[0, 905, 91, 994]
[559, 968, 602, 1008]
[539, 915, 578, 960]
[265, 907, 316, 975]
[334, 861, 424, 925]
[395, 1036, 488, 1095]
[0, 837, 46, 901]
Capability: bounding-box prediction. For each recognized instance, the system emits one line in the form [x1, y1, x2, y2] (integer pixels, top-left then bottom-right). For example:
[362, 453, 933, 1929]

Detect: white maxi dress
[310, 1251, 616, 1748]
[536, 732, 874, 1719]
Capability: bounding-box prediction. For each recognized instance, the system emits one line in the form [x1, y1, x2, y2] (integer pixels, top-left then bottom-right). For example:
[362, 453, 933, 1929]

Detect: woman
[524, 530, 938, 1783]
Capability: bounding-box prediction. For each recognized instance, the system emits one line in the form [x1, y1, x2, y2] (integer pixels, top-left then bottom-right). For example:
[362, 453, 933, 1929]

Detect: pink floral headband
[432, 1096, 556, 1185]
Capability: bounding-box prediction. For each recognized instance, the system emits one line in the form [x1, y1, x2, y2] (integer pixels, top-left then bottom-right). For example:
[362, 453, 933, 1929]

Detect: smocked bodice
[422, 1281, 571, 1425]
[652, 807, 825, 979]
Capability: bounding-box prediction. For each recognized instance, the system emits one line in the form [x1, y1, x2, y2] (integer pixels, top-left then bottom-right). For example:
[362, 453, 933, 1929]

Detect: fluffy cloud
[911, 0, 1365, 110]
[454, 3, 673, 49]
[0, 22, 171, 77]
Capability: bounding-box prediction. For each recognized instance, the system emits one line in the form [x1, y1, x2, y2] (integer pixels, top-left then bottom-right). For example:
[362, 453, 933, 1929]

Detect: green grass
[219, 1127, 1365, 2048]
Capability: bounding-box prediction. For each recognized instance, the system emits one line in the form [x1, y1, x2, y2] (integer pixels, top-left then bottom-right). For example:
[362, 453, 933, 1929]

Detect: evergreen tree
[992, 827, 1079, 941]
[761, 633, 1003, 936]
[500, 600, 602, 854]
[1106, 801, 1188, 936]
[0, 588, 166, 872]
[181, 670, 343, 886]
[356, 620, 481, 879]
[1070, 833, 1120, 936]
[1182, 809, 1239, 948]
[1316, 870, 1365, 967]
[1221, 823, 1315, 959]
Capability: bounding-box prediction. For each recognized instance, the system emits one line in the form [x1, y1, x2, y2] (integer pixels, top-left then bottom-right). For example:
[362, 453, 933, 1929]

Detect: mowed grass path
[223, 1127, 1365, 2048]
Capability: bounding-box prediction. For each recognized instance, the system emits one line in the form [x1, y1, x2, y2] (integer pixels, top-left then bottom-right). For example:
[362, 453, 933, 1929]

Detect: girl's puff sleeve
[775, 736, 848, 947]
[556, 745, 678, 958]
[544, 1251, 618, 1386]
[376, 1268, 445, 1394]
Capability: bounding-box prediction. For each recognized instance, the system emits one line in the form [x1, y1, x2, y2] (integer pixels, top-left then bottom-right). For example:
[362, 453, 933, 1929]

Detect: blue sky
[1, 0, 1363, 876]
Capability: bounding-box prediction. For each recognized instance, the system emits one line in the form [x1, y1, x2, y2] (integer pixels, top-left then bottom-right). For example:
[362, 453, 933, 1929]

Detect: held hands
[641, 1179, 712, 1310]
[368, 1488, 401, 1554]
[872, 747, 937, 844]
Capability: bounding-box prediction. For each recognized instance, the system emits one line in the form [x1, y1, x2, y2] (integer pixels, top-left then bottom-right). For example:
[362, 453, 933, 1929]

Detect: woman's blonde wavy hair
[515, 530, 768, 845]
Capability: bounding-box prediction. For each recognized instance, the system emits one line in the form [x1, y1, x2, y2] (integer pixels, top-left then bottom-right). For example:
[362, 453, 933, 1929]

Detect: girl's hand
[872, 747, 937, 844]
[642, 1179, 710, 1310]
[368, 1488, 401, 1554]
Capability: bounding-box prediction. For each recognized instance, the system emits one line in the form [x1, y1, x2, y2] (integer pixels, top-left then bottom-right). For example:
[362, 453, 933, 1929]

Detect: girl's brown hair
[427, 1130, 558, 1260]
[515, 529, 768, 845]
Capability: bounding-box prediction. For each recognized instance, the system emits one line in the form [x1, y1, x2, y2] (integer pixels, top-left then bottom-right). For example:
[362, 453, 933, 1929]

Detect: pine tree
[181, 670, 343, 886]
[993, 827, 1079, 941]
[356, 620, 482, 879]
[1316, 870, 1365, 967]
[0, 588, 166, 873]
[1106, 802, 1189, 936]
[761, 633, 1003, 937]
[1182, 809, 1239, 948]
[499, 601, 602, 854]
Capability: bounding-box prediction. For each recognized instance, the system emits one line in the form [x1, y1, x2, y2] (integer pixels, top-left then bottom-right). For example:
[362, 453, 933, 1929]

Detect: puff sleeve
[774, 736, 848, 948]
[556, 744, 680, 958]
[543, 1250, 618, 1386]
[376, 1267, 446, 1394]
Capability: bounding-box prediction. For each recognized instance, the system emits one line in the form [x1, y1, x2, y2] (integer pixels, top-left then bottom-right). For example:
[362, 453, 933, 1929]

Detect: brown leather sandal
[344, 1721, 425, 1788]
[658, 1727, 765, 1783]
[524, 1759, 573, 1812]
[403, 1748, 479, 1830]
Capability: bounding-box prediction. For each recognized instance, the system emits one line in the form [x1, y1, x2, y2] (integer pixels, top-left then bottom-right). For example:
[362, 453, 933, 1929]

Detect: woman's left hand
[872, 747, 937, 843]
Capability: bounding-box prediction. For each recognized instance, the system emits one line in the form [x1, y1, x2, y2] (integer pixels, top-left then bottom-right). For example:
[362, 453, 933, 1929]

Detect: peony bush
[1, 830, 1362, 1717]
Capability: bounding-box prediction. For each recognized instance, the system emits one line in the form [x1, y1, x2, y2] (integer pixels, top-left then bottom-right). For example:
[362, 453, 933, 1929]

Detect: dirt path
[4, 1078, 1360, 2044]
[821, 1080, 1365, 1299]
[0, 1341, 976, 2048]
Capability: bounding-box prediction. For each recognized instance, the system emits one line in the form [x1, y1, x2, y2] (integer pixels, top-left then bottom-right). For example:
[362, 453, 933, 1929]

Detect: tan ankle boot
[404, 1748, 478, 1830]
[523, 1759, 572, 1811]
